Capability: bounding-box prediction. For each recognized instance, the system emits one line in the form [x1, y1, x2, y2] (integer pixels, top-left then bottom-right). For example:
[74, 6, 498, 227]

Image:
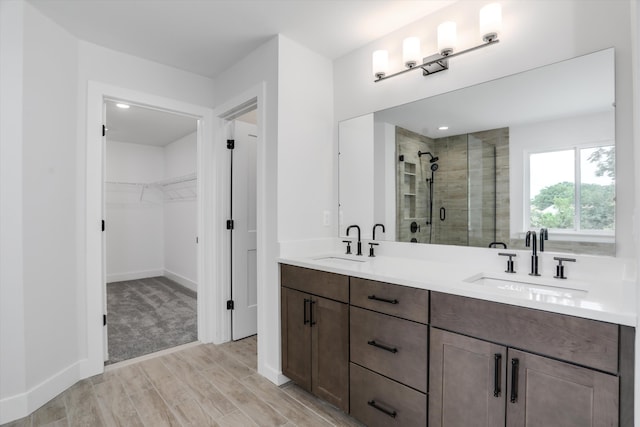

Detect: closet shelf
[105, 172, 197, 202]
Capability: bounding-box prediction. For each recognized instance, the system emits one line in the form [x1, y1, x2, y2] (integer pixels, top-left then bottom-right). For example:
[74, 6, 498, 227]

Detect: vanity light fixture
[116, 103, 130, 109]
[372, 3, 502, 82]
[438, 126, 449, 130]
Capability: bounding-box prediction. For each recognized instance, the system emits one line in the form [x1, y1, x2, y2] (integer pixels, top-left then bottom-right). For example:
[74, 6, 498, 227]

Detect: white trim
[85, 81, 215, 379]
[0, 361, 80, 425]
[104, 341, 200, 371]
[106, 269, 164, 283]
[163, 269, 197, 292]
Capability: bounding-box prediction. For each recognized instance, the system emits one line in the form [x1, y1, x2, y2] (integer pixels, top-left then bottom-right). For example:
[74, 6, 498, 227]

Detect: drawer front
[431, 292, 619, 374]
[350, 363, 427, 427]
[350, 306, 428, 392]
[280, 264, 349, 303]
[350, 277, 429, 323]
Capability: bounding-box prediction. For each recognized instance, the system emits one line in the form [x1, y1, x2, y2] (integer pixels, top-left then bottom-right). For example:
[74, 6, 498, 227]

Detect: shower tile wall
[396, 128, 434, 243]
[468, 128, 510, 247]
[395, 126, 510, 248]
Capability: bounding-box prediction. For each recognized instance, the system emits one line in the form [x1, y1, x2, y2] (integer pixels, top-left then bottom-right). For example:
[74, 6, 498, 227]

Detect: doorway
[103, 99, 199, 364]
[227, 108, 258, 341]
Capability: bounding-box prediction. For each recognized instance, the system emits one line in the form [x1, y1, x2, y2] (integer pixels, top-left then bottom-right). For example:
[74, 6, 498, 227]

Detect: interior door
[102, 101, 109, 361]
[231, 119, 258, 340]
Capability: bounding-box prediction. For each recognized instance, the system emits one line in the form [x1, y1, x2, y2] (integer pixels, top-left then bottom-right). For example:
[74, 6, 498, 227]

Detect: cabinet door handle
[510, 358, 519, 403]
[367, 340, 398, 354]
[493, 353, 502, 397]
[367, 295, 399, 305]
[367, 400, 397, 418]
[310, 300, 316, 326]
[303, 299, 310, 325]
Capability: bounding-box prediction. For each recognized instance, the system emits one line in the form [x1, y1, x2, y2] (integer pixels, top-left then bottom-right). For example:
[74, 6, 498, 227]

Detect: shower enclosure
[396, 126, 509, 247]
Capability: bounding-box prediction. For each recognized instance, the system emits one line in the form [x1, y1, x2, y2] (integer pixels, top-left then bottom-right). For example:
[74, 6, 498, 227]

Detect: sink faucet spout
[525, 230, 540, 276]
[346, 225, 362, 256]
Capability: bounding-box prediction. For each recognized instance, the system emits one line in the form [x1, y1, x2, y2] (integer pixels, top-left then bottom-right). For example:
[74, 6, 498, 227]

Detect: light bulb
[402, 37, 421, 68]
[372, 50, 389, 80]
[437, 21, 457, 56]
[480, 3, 502, 42]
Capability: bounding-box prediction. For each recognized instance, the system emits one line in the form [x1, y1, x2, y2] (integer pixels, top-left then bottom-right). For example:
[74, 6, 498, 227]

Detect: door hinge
[102, 124, 106, 137]
[103, 314, 107, 326]
[227, 139, 235, 149]
[101, 220, 105, 231]
[226, 300, 234, 310]
[226, 219, 234, 230]
[196, 236, 199, 244]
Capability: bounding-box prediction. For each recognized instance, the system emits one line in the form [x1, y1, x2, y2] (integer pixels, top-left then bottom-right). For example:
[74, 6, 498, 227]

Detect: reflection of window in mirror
[527, 144, 614, 235]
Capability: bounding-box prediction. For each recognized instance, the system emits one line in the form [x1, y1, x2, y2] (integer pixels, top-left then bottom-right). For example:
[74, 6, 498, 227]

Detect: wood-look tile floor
[3, 336, 364, 427]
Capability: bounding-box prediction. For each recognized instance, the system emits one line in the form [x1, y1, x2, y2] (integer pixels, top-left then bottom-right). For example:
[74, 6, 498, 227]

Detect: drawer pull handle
[493, 353, 502, 397]
[367, 295, 399, 305]
[303, 299, 310, 325]
[510, 358, 519, 403]
[367, 340, 398, 354]
[367, 400, 397, 418]
[310, 300, 316, 326]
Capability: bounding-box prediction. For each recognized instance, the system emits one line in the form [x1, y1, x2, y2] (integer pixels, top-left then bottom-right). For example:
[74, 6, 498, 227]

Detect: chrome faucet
[347, 225, 362, 256]
[525, 230, 540, 276]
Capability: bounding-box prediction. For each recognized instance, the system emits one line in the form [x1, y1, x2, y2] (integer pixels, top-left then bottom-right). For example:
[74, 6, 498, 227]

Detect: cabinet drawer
[350, 363, 426, 427]
[350, 306, 427, 392]
[431, 292, 619, 374]
[350, 277, 429, 323]
[280, 264, 349, 303]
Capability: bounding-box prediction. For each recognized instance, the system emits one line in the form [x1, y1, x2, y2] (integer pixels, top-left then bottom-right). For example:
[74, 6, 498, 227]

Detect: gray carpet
[106, 276, 197, 365]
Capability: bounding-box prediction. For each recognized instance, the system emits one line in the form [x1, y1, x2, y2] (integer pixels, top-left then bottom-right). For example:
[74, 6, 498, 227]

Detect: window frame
[523, 140, 615, 242]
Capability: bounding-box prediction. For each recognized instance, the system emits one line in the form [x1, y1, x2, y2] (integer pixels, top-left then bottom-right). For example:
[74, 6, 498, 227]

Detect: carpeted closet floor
[106, 276, 197, 365]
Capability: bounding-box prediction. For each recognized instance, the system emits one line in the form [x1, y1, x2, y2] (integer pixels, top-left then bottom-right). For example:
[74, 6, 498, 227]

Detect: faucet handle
[342, 240, 352, 255]
[368, 242, 379, 257]
[553, 257, 576, 279]
[498, 252, 517, 273]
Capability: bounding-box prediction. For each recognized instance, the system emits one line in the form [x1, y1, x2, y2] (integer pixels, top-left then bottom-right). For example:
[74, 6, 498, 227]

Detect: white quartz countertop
[278, 253, 637, 326]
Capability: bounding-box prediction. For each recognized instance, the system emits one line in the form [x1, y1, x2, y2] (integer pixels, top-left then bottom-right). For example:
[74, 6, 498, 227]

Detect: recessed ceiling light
[438, 126, 449, 130]
[116, 103, 130, 109]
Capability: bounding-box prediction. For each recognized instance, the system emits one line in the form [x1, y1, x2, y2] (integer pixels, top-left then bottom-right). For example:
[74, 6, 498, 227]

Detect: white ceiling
[27, 0, 457, 79]
[105, 101, 197, 146]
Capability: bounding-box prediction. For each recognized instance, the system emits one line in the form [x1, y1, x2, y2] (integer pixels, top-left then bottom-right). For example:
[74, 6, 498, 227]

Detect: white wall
[1, 1, 80, 422]
[105, 141, 165, 282]
[0, 1, 27, 419]
[333, 0, 636, 259]
[164, 132, 198, 289]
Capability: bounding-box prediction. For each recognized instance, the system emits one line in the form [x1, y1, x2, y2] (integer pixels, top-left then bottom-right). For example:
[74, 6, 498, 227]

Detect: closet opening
[103, 99, 199, 364]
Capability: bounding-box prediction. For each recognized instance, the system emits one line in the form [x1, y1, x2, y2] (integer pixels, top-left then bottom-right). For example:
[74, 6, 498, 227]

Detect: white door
[102, 103, 109, 361]
[231, 120, 258, 340]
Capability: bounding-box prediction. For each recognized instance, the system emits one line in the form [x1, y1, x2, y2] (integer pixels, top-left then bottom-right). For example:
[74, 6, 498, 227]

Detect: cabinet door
[430, 328, 506, 427]
[281, 287, 311, 391]
[506, 349, 619, 427]
[311, 295, 349, 411]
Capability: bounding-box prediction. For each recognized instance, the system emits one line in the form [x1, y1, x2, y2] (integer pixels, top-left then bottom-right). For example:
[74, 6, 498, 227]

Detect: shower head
[418, 151, 439, 163]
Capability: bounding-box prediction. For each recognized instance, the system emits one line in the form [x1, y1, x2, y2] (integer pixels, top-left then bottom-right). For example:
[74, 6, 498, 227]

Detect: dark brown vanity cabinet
[280, 265, 349, 411]
[430, 292, 628, 427]
[349, 277, 429, 427]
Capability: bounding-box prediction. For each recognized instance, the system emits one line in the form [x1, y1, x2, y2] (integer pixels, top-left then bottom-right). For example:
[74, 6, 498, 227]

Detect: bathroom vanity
[279, 256, 635, 427]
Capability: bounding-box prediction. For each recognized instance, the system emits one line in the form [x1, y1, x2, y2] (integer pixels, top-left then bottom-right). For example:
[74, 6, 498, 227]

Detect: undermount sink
[463, 272, 589, 299]
[313, 256, 368, 266]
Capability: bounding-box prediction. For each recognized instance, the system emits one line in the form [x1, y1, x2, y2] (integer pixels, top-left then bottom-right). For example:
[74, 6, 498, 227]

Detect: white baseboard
[258, 363, 290, 386]
[0, 361, 81, 424]
[163, 269, 197, 292]
[106, 269, 164, 283]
